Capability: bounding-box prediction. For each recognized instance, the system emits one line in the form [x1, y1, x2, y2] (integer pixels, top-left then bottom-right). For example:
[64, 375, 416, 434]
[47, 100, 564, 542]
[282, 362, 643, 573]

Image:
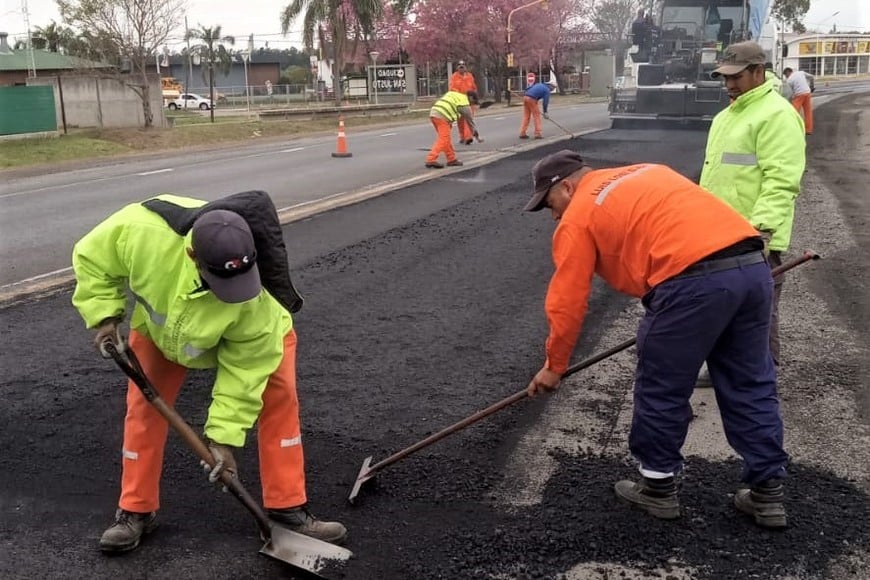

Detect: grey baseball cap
[524, 149, 586, 212]
[711, 41, 766, 78]
[191, 210, 261, 303]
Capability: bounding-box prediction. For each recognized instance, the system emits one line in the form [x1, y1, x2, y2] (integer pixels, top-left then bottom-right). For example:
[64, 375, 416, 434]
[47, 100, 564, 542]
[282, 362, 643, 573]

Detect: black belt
[672, 251, 766, 280]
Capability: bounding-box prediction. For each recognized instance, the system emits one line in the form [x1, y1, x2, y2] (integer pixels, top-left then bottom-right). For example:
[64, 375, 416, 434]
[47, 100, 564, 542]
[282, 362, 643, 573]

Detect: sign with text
[372, 65, 409, 92]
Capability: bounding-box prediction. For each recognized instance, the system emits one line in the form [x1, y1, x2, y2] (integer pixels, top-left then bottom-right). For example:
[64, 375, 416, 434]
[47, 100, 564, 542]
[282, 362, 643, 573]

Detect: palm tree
[31, 21, 77, 53]
[186, 25, 235, 122]
[280, 0, 383, 106]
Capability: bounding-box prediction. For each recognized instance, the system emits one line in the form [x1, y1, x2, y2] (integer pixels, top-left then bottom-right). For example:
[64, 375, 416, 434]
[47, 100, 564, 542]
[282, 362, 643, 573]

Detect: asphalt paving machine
[609, 0, 776, 129]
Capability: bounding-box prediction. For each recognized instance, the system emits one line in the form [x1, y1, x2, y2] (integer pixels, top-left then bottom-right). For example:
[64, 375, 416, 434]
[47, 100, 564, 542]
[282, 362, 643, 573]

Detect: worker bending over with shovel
[426, 89, 481, 169]
[524, 150, 789, 529]
[71, 192, 347, 552]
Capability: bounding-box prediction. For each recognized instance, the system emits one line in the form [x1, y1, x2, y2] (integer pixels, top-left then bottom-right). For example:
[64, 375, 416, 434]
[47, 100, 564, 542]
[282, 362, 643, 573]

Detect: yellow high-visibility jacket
[72, 194, 291, 446]
[700, 79, 805, 251]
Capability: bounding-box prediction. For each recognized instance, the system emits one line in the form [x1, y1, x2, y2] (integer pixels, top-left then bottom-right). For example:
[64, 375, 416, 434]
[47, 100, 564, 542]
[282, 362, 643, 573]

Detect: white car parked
[167, 93, 214, 110]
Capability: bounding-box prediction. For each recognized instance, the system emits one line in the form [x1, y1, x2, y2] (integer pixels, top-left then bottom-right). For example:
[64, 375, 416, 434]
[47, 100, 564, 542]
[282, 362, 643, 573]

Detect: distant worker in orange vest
[449, 60, 479, 145]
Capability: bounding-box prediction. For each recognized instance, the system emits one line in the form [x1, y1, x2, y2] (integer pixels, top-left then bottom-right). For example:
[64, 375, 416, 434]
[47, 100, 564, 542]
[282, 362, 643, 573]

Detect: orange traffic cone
[331, 115, 352, 158]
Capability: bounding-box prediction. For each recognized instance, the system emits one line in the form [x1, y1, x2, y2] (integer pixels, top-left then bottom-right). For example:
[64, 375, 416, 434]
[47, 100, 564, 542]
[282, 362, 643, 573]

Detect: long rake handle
[365, 337, 637, 475]
[364, 249, 820, 476]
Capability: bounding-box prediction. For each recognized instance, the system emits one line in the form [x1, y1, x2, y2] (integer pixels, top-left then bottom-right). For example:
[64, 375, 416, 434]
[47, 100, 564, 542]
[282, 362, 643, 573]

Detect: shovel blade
[259, 523, 352, 577]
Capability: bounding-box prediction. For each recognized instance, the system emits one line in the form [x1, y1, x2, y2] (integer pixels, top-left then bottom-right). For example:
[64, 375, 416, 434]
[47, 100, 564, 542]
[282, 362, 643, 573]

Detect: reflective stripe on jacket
[700, 78, 806, 251]
[71, 194, 292, 447]
[543, 164, 758, 374]
[430, 90, 470, 123]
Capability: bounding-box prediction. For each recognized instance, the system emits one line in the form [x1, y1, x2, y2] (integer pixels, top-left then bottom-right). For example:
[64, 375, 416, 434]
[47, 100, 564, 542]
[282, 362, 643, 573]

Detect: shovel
[102, 341, 352, 578]
[347, 249, 822, 504]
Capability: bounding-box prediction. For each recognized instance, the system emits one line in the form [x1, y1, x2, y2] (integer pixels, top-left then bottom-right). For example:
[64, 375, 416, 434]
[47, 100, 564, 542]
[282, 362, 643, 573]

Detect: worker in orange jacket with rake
[449, 60, 479, 145]
[447, 60, 477, 145]
[426, 90, 480, 169]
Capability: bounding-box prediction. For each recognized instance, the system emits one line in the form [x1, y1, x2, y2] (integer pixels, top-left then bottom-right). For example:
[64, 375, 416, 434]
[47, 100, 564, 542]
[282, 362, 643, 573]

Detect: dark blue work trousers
[629, 259, 788, 485]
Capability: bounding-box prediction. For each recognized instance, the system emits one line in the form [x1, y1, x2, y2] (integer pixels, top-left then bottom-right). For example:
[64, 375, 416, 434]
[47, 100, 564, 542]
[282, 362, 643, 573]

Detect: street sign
[373, 65, 409, 92]
[527, 72, 536, 86]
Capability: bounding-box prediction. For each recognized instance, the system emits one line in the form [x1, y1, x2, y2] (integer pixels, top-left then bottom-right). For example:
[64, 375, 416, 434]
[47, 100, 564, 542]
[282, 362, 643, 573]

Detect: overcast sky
[2, 0, 868, 49]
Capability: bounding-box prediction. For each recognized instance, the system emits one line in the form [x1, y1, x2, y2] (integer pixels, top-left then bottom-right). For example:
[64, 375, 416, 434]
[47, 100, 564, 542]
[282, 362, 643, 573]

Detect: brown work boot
[446, 159, 464, 166]
[268, 505, 348, 545]
[614, 476, 680, 519]
[519, 134, 529, 139]
[425, 161, 444, 169]
[734, 479, 787, 529]
[99, 509, 158, 553]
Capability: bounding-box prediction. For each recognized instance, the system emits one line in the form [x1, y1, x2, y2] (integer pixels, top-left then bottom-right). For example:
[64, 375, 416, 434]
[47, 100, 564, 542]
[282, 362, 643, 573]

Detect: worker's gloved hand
[95, 316, 125, 358]
[756, 229, 773, 257]
[526, 366, 562, 398]
[202, 439, 239, 490]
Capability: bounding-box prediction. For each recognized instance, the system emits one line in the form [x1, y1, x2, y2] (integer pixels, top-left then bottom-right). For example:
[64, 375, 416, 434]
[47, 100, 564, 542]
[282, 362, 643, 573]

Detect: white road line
[0, 266, 73, 290]
[379, 132, 398, 137]
[280, 147, 306, 153]
[136, 168, 174, 176]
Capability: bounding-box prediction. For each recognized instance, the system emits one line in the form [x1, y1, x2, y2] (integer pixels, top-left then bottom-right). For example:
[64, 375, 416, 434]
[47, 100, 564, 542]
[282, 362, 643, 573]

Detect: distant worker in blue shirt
[520, 79, 556, 139]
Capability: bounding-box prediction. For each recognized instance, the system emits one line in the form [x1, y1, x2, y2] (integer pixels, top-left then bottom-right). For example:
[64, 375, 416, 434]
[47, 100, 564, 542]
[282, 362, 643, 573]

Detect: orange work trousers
[456, 105, 477, 142]
[791, 93, 813, 134]
[519, 96, 542, 138]
[426, 117, 457, 164]
[118, 329, 306, 513]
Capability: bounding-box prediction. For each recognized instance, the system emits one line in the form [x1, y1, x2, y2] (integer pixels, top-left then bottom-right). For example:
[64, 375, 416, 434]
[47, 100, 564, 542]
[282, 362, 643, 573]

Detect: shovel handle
[103, 343, 274, 541]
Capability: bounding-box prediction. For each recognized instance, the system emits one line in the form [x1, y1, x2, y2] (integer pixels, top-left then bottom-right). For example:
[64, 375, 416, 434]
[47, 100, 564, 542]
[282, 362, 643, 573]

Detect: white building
[782, 34, 870, 77]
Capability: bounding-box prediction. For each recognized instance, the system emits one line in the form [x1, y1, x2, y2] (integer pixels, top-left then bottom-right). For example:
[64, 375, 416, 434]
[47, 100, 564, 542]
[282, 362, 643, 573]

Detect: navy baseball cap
[191, 210, 261, 303]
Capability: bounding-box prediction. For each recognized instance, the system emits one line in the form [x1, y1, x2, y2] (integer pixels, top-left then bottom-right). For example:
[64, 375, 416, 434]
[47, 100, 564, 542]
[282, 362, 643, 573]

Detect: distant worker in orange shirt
[449, 60, 479, 145]
[524, 149, 789, 529]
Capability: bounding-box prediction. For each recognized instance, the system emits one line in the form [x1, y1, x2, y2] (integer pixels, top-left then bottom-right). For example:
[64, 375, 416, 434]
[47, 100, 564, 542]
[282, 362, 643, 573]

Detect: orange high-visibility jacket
[543, 163, 758, 373]
[449, 70, 478, 95]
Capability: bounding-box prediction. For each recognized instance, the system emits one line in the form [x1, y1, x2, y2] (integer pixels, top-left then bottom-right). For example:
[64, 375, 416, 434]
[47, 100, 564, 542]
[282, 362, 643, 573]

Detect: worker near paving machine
[696, 41, 805, 387]
[71, 192, 347, 553]
[426, 89, 480, 169]
[524, 149, 790, 529]
[519, 79, 556, 139]
[449, 60, 479, 145]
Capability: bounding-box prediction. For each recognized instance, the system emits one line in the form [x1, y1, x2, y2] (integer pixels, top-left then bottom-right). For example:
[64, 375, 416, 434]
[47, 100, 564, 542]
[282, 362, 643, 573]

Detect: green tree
[58, 0, 183, 128]
[772, 0, 810, 33]
[186, 25, 235, 123]
[31, 21, 77, 53]
[280, 0, 383, 106]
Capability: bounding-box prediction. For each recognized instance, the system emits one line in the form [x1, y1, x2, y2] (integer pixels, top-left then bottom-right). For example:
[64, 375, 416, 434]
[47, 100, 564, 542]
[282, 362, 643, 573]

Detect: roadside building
[0, 31, 112, 86]
[782, 33, 870, 77]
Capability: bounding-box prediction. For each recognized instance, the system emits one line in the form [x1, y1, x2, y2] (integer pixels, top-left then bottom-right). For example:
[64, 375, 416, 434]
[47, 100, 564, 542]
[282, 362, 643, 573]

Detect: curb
[0, 126, 608, 310]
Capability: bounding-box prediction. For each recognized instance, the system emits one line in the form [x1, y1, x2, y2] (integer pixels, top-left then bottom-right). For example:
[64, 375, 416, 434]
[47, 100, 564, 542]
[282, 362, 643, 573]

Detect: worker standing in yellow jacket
[426, 90, 480, 169]
[71, 193, 346, 553]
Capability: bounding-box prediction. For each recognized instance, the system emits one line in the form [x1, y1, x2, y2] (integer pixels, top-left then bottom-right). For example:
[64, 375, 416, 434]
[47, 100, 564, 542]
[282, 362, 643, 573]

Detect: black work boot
[734, 479, 787, 529]
[267, 505, 348, 545]
[99, 509, 158, 552]
[614, 476, 680, 520]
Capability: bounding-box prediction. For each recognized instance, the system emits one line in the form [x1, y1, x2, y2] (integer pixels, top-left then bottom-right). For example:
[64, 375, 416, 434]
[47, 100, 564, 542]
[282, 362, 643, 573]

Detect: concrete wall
[27, 73, 167, 129]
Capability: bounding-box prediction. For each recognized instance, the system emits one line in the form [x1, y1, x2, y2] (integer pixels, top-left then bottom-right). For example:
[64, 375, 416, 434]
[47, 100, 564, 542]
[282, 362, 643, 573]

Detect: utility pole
[185, 16, 192, 106]
[21, 0, 37, 77]
[506, 0, 549, 100]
